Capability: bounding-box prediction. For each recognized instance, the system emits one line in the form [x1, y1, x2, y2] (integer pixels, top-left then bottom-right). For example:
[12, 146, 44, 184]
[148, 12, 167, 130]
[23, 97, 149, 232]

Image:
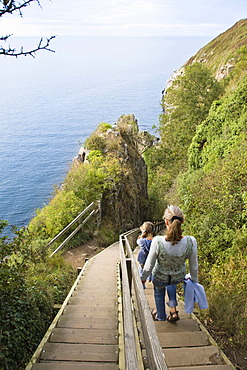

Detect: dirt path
[62, 238, 104, 269]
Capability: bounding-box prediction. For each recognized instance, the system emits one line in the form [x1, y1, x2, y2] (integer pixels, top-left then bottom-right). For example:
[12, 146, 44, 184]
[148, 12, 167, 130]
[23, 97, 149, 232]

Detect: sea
[0, 36, 211, 235]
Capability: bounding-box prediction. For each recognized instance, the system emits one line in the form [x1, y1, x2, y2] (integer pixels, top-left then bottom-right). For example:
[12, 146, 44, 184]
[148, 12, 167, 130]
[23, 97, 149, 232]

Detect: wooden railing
[119, 221, 168, 370]
[48, 201, 100, 257]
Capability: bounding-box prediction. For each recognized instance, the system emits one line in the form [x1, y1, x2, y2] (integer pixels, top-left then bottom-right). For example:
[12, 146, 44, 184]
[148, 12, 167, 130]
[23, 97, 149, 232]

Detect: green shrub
[97, 122, 112, 132]
[0, 224, 76, 370]
[84, 133, 107, 151]
[206, 241, 247, 347]
[188, 76, 247, 171]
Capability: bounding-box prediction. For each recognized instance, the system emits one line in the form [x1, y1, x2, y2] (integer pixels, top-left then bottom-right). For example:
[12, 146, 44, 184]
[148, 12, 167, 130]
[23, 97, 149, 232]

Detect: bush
[0, 224, 76, 369]
[206, 241, 247, 347]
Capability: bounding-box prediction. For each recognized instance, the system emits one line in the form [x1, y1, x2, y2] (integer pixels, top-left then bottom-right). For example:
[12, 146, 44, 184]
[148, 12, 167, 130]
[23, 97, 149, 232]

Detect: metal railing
[48, 201, 99, 257]
[119, 221, 168, 369]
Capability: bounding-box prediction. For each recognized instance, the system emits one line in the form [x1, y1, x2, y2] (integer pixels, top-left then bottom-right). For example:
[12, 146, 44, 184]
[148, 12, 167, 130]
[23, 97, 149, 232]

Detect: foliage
[185, 19, 247, 76]
[146, 63, 222, 217]
[188, 76, 247, 171]
[0, 224, 76, 369]
[96, 220, 119, 247]
[146, 20, 247, 350]
[97, 122, 112, 132]
[28, 147, 122, 245]
[206, 242, 247, 347]
[84, 133, 107, 151]
[178, 143, 247, 266]
[84, 122, 113, 151]
[161, 63, 222, 130]
[165, 75, 247, 350]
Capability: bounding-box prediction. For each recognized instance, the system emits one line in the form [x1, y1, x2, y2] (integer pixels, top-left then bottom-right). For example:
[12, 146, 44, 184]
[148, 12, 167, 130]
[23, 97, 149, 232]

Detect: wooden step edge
[170, 365, 235, 370]
[117, 262, 124, 370]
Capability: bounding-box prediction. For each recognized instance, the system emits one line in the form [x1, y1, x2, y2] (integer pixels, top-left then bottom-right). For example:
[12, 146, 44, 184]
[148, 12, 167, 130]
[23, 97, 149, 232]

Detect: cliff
[82, 114, 155, 235]
[163, 19, 247, 97]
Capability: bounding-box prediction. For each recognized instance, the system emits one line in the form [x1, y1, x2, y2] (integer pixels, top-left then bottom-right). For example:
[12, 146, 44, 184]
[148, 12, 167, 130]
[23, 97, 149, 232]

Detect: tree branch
[0, 34, 12, 41]
[0, 35, 56, 57]
[0, 0, 41, 17]
[0, 0, 55, 57]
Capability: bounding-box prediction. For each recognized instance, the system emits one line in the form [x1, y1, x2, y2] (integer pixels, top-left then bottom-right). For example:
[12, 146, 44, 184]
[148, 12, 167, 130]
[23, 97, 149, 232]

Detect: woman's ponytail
[163, 205, 184, 245]
[139, 221, 155, 239]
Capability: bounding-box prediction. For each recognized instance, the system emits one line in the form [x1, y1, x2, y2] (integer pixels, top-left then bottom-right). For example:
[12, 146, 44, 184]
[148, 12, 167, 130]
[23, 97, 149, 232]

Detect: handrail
[119, 221, 168, 369]
[48, 201, 99, 257]
[119, 235, 139, 369]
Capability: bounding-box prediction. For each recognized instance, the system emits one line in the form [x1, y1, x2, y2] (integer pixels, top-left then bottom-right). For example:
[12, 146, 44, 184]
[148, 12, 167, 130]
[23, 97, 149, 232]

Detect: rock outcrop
[81, 114, 155, 235]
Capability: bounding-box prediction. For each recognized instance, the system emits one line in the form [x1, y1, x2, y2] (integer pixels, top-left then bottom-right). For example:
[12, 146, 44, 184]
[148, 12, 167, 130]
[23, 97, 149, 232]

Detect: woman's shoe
[151, 308, 158, 321]
[167, 311, 180, 323]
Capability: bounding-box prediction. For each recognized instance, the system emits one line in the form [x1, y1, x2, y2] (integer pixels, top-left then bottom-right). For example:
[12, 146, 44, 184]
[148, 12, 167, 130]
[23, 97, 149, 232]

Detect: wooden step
[159, 331, 209, 347]
[62, 306, 117, 315]
[163, 346, 224, 367]
[40, 342, 118, 362]
[50, 328, 118, 344]
[68, 297, 117, 306]
[57, 316, 118, 330]
[170, 366, 234, 370]
[155, 318, 200, 333]
[32, 362, 118, 369]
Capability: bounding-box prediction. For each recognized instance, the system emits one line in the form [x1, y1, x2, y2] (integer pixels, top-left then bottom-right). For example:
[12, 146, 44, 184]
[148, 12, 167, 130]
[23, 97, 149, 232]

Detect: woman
[141, 205, 198, 322]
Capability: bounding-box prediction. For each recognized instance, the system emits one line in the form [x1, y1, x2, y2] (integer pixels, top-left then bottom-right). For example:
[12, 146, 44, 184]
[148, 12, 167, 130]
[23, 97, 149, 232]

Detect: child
[137, 221, 155, 288]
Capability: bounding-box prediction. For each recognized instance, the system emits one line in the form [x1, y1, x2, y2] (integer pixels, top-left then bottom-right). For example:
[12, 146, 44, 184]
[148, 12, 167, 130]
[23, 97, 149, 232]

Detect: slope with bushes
[146, 19, 247, 358]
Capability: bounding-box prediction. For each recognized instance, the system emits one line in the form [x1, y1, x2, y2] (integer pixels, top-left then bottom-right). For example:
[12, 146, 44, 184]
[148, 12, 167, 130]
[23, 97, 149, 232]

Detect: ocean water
[0, 36, 210, 234]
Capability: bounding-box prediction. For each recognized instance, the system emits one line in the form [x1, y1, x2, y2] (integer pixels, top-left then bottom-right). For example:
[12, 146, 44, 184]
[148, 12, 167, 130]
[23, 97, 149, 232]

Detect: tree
[0, 0, 55, 57]
[145, 63, 222, 217]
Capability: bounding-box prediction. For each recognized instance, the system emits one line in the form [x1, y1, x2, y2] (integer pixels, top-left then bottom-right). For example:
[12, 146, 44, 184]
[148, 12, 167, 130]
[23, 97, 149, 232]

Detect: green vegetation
[185, 19, 247, 77]
[147, 19, 247, 352]
[0, 224, 76, 369]
[146, 62, 222, 218]
[1, 19, 246, 369]
[29, 156, 121, 242]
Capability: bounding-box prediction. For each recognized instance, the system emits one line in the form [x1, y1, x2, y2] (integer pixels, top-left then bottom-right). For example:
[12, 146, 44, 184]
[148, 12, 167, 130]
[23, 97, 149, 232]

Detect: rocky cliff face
[84, 114, 155, 235]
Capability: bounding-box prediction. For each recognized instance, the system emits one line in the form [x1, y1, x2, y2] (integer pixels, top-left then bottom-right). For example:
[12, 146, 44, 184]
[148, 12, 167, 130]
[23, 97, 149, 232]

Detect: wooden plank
[50, 328, 118, 344]
[75, 286, 117, 293]
[81, 272, 117, 277]
[40, 343, 118, 362]
[32, 362, 118, 369]
[155, 318, 200, 333]
[71, 292, 117, 300]
[57, 317, 117, 330]
[62, 306, 117, 315]
[159, 331, 209, 348]
[171, 366, 234, 370]
[119, 237, 139, 369]
[68, 297, 117, 306]
[163, 346, 224, 367]
[59, 312, 117, 320]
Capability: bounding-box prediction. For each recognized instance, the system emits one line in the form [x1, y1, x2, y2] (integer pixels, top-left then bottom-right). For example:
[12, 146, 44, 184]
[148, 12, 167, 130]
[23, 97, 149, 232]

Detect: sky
[1, 0, 246, 38]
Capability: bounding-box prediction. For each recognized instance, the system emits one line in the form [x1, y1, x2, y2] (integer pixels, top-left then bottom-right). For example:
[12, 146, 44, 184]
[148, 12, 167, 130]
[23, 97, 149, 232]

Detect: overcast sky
[1, 0, 247, 38]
